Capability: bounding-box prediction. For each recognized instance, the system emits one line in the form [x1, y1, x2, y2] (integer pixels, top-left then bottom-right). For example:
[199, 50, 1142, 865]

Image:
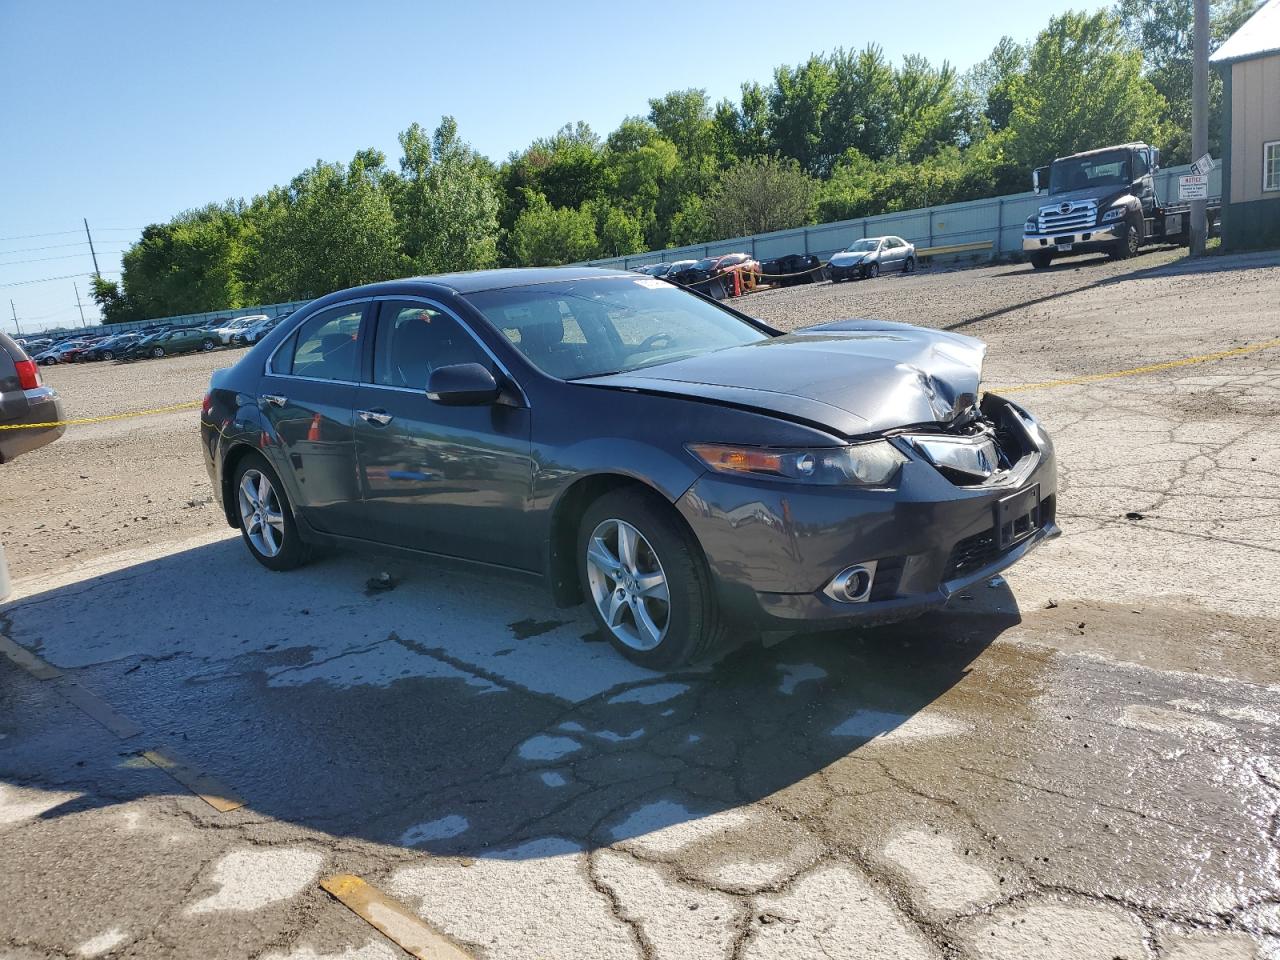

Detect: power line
[0, 251, 111, 267]
[0, 229, 83, 243]
[0, 270, 120, 288]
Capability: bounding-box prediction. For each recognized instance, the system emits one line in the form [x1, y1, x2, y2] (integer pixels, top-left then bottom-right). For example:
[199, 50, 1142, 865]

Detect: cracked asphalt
[2, 247, 1279, 959]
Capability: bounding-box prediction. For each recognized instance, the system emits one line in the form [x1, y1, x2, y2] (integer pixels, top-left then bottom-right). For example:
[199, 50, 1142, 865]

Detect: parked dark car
[33, 340, 91, 365]
[80, 333, 141, 361]
[668, 253, 759, 290]
[0, 332, 65, 463]
[123, 327, 218, 359]
[632, 264, 674, 278]
[760, 253, 822, 286]
[202, 269, 1057, 667]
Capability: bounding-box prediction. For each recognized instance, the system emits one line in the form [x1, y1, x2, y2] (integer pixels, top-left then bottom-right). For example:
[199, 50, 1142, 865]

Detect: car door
[352, 298, 536, 570]
[258, 301, 369, 538]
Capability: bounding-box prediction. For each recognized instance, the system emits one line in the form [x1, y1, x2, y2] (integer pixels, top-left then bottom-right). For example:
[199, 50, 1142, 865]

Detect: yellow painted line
[143, 747, 246, 812]
[1001, 336, 1280, 393]
[0, 633, 63, 680]
[59, 682, 143, 740]
[321, 874, 476, 960]
[0, 400, 201, 430]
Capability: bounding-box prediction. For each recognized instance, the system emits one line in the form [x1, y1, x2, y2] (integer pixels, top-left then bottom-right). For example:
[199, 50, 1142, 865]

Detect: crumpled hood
[578, 319, 987, 438]
[828, 251, 873, 267]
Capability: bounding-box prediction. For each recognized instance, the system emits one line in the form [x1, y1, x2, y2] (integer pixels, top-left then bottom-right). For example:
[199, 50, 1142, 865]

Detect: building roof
[1211, 0, 1280, 65]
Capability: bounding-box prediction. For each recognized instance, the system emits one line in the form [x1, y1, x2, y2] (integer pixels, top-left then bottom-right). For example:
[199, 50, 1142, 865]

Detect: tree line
[93, 2, 1258, 323]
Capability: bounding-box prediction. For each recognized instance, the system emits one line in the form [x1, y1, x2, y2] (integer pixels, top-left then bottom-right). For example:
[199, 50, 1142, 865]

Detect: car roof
[297, 267, 641, 310]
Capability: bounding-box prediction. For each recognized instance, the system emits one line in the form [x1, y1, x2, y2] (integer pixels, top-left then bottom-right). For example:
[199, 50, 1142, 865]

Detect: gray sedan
[201, 268, 1056, 668]
[827, 236, 916, 281]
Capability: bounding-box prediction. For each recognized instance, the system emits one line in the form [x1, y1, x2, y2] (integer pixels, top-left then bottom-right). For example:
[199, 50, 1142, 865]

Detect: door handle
[260, 394, 287, 407]
[357, 409, 393, 426]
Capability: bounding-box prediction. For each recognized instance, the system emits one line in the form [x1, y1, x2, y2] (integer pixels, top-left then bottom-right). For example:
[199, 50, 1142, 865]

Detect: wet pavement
[3, 252, 1279, 959]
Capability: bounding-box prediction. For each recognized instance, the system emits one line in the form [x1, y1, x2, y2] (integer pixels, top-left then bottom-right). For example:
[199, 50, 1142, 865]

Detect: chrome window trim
[263, 297, 373, 381]
[365, 294, 528, 408]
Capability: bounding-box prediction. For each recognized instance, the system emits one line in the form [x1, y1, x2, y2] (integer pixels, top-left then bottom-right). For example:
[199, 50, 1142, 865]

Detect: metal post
[74, 282, 87, 326]
[1190, 0, 1209, 256]
[84, 218, 101, 277]
[996, 199, 1005, 255]
[803, 229, 809, 255]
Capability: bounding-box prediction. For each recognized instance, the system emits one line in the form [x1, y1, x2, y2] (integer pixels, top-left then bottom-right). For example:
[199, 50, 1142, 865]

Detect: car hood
[829, 251, 873, 266]
[577, 320, 987, 437]
[1037, 185, 1133, 210]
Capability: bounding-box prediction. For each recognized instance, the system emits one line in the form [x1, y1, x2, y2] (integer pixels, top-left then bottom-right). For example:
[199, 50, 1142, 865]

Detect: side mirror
[1032, 167, 1046, 195]
[1150, 147, 1160, 171]
[427, 362, 500, 406]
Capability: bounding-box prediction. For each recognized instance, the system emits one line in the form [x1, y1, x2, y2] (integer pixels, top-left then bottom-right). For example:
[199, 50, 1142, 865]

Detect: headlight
[1024, 216, 1037, 233]
[687, 441, 907, 487]
[1101, 207, 1126, 223]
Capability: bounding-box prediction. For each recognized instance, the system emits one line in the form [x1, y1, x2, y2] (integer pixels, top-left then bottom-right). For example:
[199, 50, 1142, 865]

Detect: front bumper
[1023, 222, 1122, 253]
[675, 403, 1058, 631]
[827, 260, 871, 280]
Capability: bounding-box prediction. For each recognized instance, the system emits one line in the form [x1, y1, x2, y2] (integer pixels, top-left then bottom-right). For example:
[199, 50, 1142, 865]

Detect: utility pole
[74, 281, 87, 327]
[84, 218, 101, 277]
[1190, 0, 1209, 256]
[9, 300, 20, 337]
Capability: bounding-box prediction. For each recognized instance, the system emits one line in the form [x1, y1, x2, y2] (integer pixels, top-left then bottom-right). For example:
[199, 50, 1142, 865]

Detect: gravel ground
[3, 245, 1278, 584]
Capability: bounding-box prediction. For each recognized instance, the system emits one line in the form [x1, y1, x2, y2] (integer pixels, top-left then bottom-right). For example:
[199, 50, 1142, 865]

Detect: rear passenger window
[278, 306, 363, 381]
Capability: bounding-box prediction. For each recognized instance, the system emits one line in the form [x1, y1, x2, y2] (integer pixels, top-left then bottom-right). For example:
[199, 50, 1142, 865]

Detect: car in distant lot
[668, 253, 759, 289]
[214, 315, 269, 345]
[80, 333, 141, 361]
[201, 267, 1057, 669]
[231, 315, 283, 346]
[632, 264, 674, 278]
[0, 331, 64, 463]
[827, 236, 915, 281]
[122, 326, 218, 360]
[33, 340, 91, 365]
[760, 253, 822, 286]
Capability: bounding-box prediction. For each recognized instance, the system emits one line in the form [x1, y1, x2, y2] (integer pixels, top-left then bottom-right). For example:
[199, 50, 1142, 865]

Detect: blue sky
[1, 0, 1104, 331]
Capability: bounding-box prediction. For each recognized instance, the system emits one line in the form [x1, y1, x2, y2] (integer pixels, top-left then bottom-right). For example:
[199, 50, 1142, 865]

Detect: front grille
[1037, 200, 1097, 233]
[869, 556, 905, 602]
[943, 528, 999, 581]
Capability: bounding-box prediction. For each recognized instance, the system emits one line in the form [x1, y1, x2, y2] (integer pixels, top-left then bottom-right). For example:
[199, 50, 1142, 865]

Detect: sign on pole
[1179, 174, 1209, 201]
[1190, 153, 1216, 176]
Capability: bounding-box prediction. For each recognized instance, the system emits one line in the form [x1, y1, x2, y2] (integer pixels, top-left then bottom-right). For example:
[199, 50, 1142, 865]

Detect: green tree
[1116, 0, 1261, 161]
[251, 150, 403, 302]
[964, 37, 1026, 134]
[393, 117, 500, 275]
[706, 157, 816, 238]
[120, 203, 248, 317]
[90, 276, 138, 324]
[767, 55, 836, 174]
[1001, 10, 1170, 169]
[509, 192, 599, 265]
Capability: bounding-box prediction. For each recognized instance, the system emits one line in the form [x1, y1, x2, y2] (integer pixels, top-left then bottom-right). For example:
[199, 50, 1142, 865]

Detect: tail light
[201, 393, 213, 416]
[14, 359, 41, 390]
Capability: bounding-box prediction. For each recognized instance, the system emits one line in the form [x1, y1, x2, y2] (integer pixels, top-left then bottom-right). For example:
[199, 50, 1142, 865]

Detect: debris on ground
[365, 572, 398, 595]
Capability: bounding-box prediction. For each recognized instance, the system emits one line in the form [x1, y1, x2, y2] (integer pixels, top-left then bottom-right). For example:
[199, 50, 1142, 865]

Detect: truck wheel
[1030, 252, 1053, 270]
[1112, 223, 1140, 260]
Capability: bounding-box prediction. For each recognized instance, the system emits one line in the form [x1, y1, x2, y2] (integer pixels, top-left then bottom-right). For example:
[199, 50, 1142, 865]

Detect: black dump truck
[1022, 142, 1221, 268]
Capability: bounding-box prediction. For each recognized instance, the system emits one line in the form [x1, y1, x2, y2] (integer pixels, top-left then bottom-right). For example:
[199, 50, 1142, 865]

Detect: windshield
[691, 258, 717, 271]
[1049, 150, 1130, 195]
[466, 276, 770, 380]
[845, 239, 880, 252]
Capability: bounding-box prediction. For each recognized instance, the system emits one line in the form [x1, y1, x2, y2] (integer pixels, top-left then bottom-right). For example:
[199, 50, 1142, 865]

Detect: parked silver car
[827, 236, 916, 281]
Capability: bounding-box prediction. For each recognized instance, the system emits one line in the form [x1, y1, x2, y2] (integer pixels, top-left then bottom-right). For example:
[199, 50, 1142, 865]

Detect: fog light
[824, 561, 878, 603]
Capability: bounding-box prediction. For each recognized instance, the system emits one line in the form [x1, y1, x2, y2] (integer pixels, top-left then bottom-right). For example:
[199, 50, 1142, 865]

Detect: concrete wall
[583, 163, 1218, 272]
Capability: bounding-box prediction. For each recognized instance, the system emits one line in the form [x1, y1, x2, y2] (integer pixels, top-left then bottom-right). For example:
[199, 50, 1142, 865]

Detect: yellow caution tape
[1000, 336, 1280, 392]
[4, 337, 1277, 431]
[0, 399, 201, 430]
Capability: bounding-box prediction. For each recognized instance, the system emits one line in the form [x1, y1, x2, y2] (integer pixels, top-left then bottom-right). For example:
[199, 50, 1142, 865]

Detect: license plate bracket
[995, 484, 1040, 550]
[1055, 240, 1074, 251]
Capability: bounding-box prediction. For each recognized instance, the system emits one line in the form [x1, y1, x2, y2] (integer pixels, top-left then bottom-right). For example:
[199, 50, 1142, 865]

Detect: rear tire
[101, 350, 114, 360]
[201, 338, 215, 351]
[232, 452, 310, 571]
[151, 346, 165, 358]
[577, 487, 727, 669]
[1030, 251, 1053, 270]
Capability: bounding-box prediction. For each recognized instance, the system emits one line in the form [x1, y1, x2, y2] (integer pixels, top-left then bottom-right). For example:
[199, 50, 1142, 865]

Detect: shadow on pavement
[0, 536, 1023, 859]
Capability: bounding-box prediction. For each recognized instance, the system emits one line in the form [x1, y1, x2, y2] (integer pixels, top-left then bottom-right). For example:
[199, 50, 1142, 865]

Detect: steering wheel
[636, 332, 675, 352]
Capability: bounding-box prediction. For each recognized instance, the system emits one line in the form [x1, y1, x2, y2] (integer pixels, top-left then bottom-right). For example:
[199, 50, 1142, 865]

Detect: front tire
[578, 488, 726, 669]
[1112, 222, 1140, 260]
[232, 453, 310, 571]
[151, 346, 165, 358]
[101, 350, 114, 360]
[201, 338, 216, 351]
[903, 256, 915, 273]
[867, 262, 880, 279]
[1030, 251, 1053, 270]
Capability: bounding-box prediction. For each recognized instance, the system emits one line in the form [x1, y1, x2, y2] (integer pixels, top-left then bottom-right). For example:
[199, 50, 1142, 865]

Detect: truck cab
[1023, 143, 1167, 269]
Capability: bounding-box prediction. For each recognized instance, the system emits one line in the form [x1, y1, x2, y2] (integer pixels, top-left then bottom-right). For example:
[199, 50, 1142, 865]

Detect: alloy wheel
[237, 468, 286, 558]
[584, 518, 670, 651]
